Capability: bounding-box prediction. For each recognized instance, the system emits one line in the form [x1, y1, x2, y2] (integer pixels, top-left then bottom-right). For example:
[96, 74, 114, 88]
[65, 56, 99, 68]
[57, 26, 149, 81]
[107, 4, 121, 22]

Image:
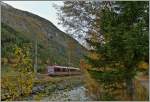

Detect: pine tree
[86, 1, 149, 100]
[58, 1, 149, 100]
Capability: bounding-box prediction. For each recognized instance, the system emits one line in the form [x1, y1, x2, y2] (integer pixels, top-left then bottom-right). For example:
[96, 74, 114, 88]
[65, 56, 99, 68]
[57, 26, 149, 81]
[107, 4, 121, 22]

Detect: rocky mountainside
[1, 2, 86, 69]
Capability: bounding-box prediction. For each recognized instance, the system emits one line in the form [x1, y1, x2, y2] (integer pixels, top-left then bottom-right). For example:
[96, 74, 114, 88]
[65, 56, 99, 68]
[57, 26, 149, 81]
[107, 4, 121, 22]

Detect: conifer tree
[86, 1, 149, 99]
[58, 1, 149, 100]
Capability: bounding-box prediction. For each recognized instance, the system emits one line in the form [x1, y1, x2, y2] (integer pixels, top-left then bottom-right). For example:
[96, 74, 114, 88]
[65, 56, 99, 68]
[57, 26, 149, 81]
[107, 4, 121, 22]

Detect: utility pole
[34, 39, 37, 75]
[30, 21, 38, 78]
[68, 47, 71, 76]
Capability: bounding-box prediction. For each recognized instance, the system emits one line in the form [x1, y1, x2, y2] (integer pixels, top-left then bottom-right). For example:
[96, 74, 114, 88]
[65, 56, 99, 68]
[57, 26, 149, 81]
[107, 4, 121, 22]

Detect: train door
[47, 66, 54, 75]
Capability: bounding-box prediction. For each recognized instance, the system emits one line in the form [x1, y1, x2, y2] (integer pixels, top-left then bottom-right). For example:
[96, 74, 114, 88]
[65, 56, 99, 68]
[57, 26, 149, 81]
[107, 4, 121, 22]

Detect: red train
[47, 65, 81, 76]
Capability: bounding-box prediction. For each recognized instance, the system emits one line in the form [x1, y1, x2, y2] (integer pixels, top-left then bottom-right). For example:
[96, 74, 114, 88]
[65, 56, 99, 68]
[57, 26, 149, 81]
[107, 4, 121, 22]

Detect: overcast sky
[3, 1, 65, 32]
[3, 1, 87, 46]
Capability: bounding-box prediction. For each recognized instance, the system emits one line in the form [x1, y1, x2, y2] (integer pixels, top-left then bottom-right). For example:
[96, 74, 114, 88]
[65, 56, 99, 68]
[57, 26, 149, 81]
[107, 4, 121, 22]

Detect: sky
[3, 1, 65, 32]
[3, 1, 86, 46]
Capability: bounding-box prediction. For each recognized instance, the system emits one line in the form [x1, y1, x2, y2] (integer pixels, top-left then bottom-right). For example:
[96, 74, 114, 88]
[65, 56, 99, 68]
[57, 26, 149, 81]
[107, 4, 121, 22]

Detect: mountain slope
[1, 2, 86, 69]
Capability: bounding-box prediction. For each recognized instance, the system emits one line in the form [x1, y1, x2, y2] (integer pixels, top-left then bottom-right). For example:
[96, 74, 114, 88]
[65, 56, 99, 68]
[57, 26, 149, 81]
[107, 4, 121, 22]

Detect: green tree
[58, 1, 149, 100]
[56, 1, 104, 38]
[86, 1, 149, 100]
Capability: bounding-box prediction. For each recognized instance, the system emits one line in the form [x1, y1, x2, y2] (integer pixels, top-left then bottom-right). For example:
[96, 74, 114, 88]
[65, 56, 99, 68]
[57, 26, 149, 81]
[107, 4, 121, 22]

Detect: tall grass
[80, 60, 149, 101]
[80, 60, 101, 100]
[133, 80, 149, 101]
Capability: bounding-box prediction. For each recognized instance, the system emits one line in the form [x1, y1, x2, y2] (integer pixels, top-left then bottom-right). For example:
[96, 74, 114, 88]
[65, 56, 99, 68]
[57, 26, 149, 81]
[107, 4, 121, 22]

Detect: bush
[1, 45, 34, 101]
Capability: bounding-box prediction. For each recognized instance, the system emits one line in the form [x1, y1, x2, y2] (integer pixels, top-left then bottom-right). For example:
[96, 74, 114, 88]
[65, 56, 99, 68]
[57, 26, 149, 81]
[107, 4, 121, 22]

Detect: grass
[133, 79, 149, 100]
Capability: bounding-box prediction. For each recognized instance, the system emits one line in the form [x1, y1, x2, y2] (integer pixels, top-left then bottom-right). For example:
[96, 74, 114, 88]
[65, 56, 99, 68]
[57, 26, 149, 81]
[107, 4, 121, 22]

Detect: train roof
[48, 65, 80, 70]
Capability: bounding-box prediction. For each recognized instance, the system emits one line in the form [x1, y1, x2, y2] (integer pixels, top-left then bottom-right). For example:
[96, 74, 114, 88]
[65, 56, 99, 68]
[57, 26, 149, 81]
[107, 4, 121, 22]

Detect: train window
[60, 68, 63, 72]
[63, 68, 66, 72]
[75, 70, 79, 72]
[55, 68, 60, 72]
[70, 69, 74, 72]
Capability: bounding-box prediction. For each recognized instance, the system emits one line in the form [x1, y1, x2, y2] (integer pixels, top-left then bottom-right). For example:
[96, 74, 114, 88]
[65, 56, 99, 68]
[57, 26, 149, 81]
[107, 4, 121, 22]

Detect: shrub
[1, 44, 34, 101]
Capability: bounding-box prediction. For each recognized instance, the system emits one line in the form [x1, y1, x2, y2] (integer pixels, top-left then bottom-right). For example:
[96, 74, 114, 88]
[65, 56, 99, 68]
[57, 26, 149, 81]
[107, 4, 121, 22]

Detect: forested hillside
[1, 2, 86, 72]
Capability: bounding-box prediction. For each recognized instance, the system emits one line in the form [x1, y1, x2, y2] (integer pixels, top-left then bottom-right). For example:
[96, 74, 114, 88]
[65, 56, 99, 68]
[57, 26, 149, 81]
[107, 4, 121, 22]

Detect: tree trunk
[126, 78, 134, 100]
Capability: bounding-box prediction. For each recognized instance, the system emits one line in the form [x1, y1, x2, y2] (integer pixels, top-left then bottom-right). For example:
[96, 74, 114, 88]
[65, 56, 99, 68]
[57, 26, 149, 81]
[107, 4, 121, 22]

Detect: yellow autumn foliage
[1, 45, 34, 101]
[80, 59, 101, 100]
[89, 52, 100, 60]
[134, 80, 149, 100]
[1, 58, 8, 64]
[137, 61, 149, 70]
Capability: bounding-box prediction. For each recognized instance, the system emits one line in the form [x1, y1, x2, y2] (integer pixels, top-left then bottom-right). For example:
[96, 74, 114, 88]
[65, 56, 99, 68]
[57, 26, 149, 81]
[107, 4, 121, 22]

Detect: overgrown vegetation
[80, 60, 101, 100]
[58, 1, 149, 100]
[1, 45, 34, 101]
